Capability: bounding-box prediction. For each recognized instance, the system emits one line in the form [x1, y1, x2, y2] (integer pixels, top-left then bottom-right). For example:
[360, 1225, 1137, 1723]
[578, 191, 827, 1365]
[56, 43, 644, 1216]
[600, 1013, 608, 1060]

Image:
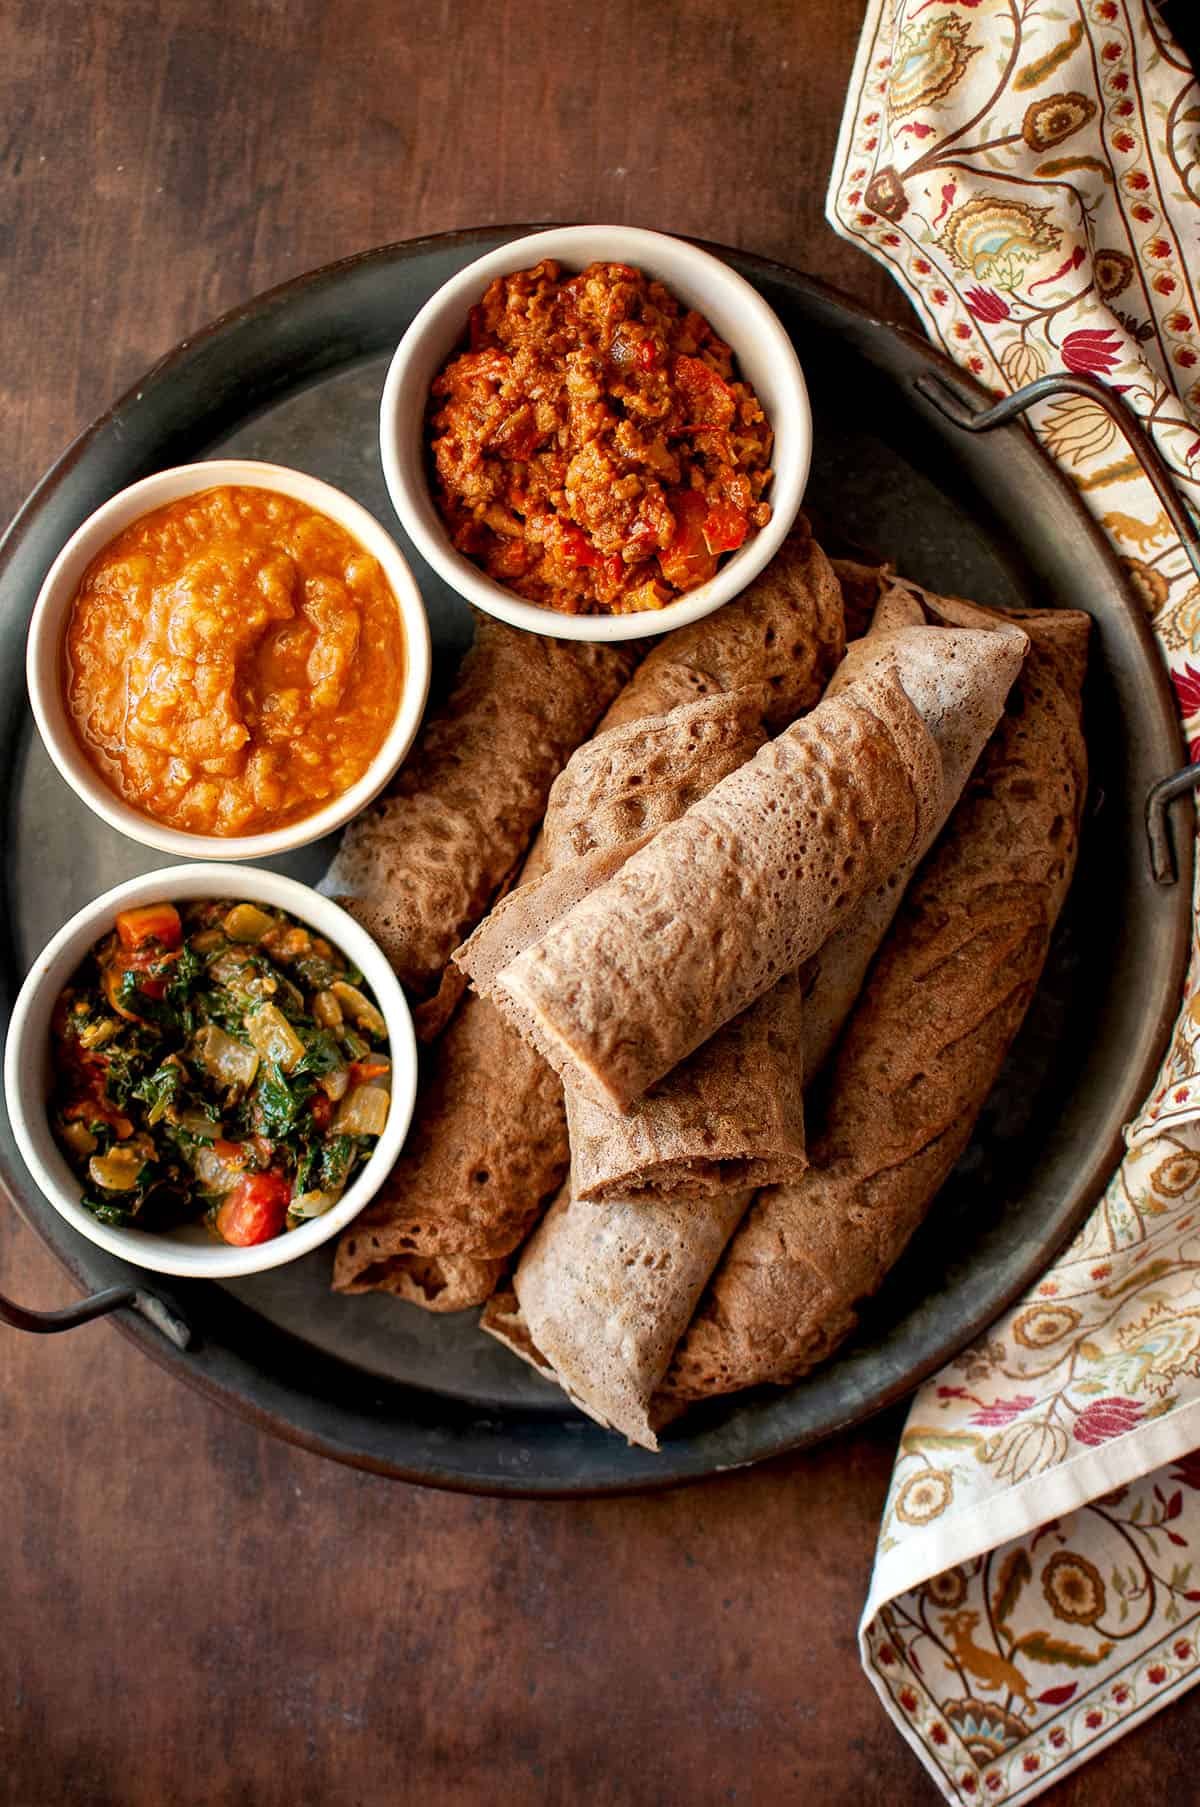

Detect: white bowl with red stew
[379, 224, 811, 642]
[25, 460, 431, 858]
[3, 864, 417, 1279]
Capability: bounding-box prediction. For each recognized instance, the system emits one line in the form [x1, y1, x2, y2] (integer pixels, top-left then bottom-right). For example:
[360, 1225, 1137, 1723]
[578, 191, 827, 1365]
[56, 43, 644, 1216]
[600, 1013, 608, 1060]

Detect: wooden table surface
[4, 3, 1199, 1802]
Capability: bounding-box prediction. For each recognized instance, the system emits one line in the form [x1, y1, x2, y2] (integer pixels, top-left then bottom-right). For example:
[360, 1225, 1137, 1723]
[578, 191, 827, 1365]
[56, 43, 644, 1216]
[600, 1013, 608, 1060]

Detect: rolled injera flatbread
[457, 692, 769, 991]
[597, 519, 845, 736]
[333, 532, 846, 1307]
[659, 606, 1089, 1405]
[564, 604, 1026, 1198]
[332, 964, 565, 1307]
[497, 1182, 755, 1447]
[321, 615, 637, 1037]
[483, 607, 1028, 1439]
[483, 668, 946, 1113]
[798, 585, 1029, 1077]
[332, 695, 768, 1307]
[459, 695, 812, 1202]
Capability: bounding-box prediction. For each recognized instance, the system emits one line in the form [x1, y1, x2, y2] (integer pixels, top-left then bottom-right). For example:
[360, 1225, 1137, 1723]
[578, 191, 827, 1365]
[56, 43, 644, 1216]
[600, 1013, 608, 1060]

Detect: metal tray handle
[917, 367, 1200, 885]
[0, 1281, 194, 1349]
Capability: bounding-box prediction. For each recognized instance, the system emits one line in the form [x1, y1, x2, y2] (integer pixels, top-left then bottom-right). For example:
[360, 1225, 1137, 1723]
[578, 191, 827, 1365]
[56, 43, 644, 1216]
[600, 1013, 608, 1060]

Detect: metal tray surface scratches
[0, 228, 1190, 1495]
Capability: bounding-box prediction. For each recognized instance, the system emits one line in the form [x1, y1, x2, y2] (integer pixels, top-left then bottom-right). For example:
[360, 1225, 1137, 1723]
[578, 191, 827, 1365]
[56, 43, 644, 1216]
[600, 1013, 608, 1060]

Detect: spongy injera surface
[660, 608, 1090, 1403]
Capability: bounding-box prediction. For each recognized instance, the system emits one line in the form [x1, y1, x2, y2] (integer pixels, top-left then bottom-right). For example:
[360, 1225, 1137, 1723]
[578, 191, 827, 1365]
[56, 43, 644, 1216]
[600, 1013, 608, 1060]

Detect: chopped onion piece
[321, 1063, 351, 1102]
[333, 1084, 390, 1137]
[62, 1120, 99, 1158]
[194, 1144, 246, 1194]
[330, 981, 387, 1040]
[288, 1189, 340, 1220]
[223, 903, 275, 943]
[174, 1108, 223, 1141]
[88, 1146, 145, 1191]
[192, 1023, 259, 1090]
[244, 1003, 306, 1072]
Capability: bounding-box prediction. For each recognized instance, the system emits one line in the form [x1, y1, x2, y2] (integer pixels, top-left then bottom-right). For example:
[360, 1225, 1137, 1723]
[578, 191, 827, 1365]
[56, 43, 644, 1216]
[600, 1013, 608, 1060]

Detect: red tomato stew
[427, 259, 774, 616]
[50, 899, 391, 1246]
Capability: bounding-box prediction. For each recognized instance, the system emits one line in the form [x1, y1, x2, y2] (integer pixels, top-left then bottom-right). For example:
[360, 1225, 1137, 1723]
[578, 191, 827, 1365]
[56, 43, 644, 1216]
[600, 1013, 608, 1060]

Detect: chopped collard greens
[50, 899, 392, 1246]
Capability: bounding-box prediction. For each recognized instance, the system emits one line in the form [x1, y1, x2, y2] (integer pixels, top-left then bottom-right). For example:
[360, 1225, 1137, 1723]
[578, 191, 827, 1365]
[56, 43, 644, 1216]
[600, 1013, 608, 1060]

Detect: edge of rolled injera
[568, 970, 807, 1201]
[332, 833, 569, 1304]
[456, 691, 767, 993]
[331, 978, 569, 1283]
[799, 603, 1029, 1077]
[597, 519, 845, 735]
[456, 846, 642, 996]
[333, 1248, 507, 1313]
[542, 688, 767, 865]
[830, 555, 890, 642]
[488, 669, 944, 1113]
[658, 605, 1090, 1406]
[512, 1183, 755, 1450]
[321, 615, 637, 1025]
[479, 1287, 557, 1378]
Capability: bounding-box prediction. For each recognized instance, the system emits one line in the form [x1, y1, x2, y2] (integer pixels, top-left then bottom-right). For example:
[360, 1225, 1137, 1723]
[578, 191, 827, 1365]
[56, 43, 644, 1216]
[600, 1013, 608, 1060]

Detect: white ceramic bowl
[26, 459, 432, 859]
[3, 864, 418, 1279]
[379, 224, 811, 642]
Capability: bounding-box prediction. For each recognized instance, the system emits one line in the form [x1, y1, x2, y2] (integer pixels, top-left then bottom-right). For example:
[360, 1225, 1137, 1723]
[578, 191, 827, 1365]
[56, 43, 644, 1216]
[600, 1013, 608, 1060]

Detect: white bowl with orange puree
[26, 460, 432, 859]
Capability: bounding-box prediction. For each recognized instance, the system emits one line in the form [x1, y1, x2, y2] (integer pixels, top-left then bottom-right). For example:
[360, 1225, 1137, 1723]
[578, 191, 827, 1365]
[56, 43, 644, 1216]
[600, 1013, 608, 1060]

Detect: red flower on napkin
[1061, 328, 1124, 376]
[964, 286, 1010, 322]
[1073, 1396, 1144, 1446]
[1172, 663, 1200, 726]
[969, 1392, 1036, 1426]
[1169, 1450, 1200, 1492]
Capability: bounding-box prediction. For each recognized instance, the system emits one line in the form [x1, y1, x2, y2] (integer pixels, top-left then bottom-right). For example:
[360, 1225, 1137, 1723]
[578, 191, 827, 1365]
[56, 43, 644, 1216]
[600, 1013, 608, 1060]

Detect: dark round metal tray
[0, 227, 1190, 1495]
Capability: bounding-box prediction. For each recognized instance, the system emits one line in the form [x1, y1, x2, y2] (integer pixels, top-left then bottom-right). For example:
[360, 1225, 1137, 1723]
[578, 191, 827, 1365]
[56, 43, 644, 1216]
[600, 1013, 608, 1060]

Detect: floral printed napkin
[828, 2, 1200, 1799]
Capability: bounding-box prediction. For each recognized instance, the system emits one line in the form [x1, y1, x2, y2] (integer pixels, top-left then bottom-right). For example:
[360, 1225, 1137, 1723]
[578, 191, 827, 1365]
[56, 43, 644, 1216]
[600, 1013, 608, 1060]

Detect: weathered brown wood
[3, 2, 1198, 1802]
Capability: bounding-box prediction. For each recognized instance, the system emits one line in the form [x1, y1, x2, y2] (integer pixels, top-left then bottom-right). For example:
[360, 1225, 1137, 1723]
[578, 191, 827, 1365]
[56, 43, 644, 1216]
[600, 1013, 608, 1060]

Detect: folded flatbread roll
[485, 670, 946, 1112]
[598, 519, 845, 735]
[800, 584, 1029, 1076]
[498, 1183, 754, 1447]
[457, 692, 768, 988]
[564, 598, 1027, 1197]
[660, 607, 1089, 1405]
[332, 934, 569, 1302]
[322, 616, 637, 1037]
[566, 970, 809, 1201]
[486, 605, 1029, 1440]
[333, 530, 846, 1308]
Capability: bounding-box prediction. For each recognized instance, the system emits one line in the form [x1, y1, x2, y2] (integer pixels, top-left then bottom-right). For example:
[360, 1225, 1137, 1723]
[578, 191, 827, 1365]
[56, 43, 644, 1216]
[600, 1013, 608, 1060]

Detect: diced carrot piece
[115, 903, 182, 952]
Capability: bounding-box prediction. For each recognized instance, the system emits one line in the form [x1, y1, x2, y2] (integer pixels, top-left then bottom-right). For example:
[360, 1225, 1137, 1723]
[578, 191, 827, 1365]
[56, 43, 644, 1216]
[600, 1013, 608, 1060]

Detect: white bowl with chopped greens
[3, 864, 417, 1278]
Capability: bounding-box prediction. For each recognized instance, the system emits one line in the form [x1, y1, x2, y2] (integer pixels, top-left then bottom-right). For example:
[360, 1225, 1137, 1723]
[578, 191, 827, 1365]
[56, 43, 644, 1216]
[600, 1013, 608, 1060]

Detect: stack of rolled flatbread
[329, 518, 1089, 1452]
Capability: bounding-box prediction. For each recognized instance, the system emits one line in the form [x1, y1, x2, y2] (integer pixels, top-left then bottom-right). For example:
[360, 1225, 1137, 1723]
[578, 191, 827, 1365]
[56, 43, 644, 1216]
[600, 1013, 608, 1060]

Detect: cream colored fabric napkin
[829, 3, 1200, 1799]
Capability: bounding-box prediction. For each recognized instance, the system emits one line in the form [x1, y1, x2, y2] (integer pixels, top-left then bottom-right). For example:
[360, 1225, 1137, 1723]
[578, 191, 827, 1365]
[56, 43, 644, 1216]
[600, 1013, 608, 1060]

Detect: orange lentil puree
[64, 486, 405, 837]
[428, 259, 774, 616]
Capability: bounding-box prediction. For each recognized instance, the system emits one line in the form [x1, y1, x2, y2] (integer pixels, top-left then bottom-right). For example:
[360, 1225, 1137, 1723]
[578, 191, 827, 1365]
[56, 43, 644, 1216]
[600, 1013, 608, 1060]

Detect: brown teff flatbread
[487, 604, 1028, 1438]
[334, 532, 846, 1309]
[830, 555, 890, 642]
[660, 606, 1089, 1405]
[598, 520, 845, 735]
[487, 669, 945, 1113]
[334, 1245, 508, 1314]
[503, 1183, 754, 1448]
[461, 691, 808, 1203]
[457, 692, 768, 991]
[565, 971, 808, 1201]
[565, 605, 1026, 1198]
[799, 585, 1029, 1077]
[322, 615, 637, 1035]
